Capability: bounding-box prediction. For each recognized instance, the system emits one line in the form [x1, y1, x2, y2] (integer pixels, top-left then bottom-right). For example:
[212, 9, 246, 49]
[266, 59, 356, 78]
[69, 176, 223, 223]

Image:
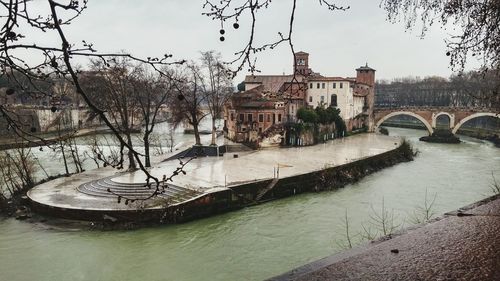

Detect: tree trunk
[126, 134, 136, 170]
[210, 117, 216, 146]
[60, 141, 69, 176]
[193, 124, 201, 145]
[70, 142, 80, 173]
[144, 131, 151, 168]
[73, 138, 84, 172]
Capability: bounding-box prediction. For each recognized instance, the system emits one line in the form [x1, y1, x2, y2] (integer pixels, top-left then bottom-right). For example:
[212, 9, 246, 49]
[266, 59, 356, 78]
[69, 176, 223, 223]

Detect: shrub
[379, 127, 389, 135]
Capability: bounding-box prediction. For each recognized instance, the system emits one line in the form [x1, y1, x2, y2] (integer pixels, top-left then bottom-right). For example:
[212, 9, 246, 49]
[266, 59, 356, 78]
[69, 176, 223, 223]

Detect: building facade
[225, 85, 286, 144]
[224, 51, 376, 145]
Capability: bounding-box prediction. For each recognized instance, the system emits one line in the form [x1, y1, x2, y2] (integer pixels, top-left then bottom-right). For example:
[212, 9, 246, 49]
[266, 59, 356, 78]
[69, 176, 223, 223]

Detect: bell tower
[355, 63, 375, 87]
[294, 51, 310, 76]
[356, 63, 376, 131]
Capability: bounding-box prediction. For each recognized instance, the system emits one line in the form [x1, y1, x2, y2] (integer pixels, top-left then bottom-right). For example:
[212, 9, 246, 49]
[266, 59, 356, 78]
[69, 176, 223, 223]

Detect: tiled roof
[356, 63, 376, 71]
[244, 75, 305, 92]
[240, 100, 276, 109]
[306, 76, 350, 82]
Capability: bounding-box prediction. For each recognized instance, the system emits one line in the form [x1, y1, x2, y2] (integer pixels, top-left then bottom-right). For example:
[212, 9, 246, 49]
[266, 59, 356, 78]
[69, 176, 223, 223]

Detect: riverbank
[0, 126, 113, 151]
[26, 133, 412, 227]
[271, 193, 500, 281]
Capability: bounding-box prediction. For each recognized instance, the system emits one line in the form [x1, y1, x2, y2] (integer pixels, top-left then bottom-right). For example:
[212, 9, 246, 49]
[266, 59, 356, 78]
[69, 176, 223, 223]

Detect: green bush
[379, 127, 389, 135]
[297, 107, 319, 123]
[296, 106, 346, 137]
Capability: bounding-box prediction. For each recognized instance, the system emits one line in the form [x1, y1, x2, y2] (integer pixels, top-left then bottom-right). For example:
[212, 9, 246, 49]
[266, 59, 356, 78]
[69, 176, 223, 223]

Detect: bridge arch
[376, 111, 433, 135]
[452, 112, 500, 134]
[432, 112, 454, 129]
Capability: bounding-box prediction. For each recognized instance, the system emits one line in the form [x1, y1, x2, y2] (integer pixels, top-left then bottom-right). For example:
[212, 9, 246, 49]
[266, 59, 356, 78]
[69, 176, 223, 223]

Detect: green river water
[1, 127, 500, 281]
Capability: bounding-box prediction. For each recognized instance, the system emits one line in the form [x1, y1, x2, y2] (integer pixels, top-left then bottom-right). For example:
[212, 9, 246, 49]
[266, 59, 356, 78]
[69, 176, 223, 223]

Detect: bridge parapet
[374, 106, 493, 113]
[374, 107, 500, 136]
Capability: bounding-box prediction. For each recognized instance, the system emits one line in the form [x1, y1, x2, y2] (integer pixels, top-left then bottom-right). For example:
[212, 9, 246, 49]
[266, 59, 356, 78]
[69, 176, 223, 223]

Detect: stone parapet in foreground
[270, 195, 500, 281]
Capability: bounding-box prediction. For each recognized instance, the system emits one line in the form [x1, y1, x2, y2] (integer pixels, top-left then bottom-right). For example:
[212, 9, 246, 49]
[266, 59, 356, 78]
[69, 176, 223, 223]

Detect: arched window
[330, 94, 338, 107]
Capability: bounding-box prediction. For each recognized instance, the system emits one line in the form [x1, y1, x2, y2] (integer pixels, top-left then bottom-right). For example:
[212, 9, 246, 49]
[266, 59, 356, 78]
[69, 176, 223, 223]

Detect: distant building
[224, 51, 375, 145]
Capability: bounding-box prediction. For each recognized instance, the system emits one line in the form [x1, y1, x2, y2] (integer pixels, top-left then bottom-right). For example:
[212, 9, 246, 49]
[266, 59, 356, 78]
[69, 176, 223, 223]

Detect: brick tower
[356, 63, 376, 131]
[294, 51, 311, 76]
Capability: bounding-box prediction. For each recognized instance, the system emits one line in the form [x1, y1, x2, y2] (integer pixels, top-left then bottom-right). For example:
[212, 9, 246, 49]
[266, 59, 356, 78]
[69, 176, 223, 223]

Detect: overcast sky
[19, 0, 478, 84]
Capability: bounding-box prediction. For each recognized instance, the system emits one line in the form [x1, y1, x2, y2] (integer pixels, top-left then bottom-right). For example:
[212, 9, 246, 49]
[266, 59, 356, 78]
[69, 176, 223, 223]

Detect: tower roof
[356, 63, 376, 72]
[295, 51, 309, 55]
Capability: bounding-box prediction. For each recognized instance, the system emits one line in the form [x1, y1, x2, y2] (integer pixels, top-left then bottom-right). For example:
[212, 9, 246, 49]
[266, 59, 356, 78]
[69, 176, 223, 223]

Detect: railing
[374, 106, 494, 112]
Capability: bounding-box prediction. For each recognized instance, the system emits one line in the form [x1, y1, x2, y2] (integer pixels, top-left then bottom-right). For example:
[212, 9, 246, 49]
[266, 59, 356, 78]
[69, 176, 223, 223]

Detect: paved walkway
[271, 195, 500, 281]
[27, 133, 401, 212]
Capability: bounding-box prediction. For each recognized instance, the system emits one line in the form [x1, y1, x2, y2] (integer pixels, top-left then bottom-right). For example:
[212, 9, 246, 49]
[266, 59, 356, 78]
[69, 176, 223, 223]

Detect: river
[1, 128, 499, 281]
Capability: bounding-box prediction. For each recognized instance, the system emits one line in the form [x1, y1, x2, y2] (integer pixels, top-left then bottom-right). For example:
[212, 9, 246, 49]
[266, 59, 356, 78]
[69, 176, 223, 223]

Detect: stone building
[224, 85, 286, 144]
[224, 51, 376, 145]
[302, 54, 375, 131]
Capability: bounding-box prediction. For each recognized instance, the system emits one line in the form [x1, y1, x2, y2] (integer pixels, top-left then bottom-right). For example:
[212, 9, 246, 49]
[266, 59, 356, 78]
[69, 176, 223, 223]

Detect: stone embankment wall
[288, 123, 337, 146]
[159, 141, 413, 224]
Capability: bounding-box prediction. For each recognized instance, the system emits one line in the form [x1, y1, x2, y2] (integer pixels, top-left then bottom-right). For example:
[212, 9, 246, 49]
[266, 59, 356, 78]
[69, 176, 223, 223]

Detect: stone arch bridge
[374, 107, 499, 135]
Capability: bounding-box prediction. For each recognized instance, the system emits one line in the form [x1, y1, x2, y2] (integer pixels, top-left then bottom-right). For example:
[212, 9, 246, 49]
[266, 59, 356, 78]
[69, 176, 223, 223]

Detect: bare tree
[201, 51, 233, 146]
[170, 64, 209, 146]
[81, 58, 141, 170]
[381, 0, 500, 111]
[381, 0, 500, 72]
[132, 66, 173, 167]
[202, 0, 348, 76]
[84, 134, 122, 169]
[0, 144, 37, 197]
[1, 0, 185, 188]
[375, 71, 500, 109]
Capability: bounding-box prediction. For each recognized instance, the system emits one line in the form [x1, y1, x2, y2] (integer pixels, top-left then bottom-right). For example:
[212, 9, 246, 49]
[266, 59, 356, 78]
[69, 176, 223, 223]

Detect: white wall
[305, 80, 352, 120]
[353, 96, 364, 118]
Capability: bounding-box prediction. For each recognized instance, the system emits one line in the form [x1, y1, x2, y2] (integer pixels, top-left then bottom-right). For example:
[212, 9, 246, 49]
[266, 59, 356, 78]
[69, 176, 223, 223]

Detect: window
[309, 96, 313, 103]
[322, 83, 325, 89]
[309, 83, 313, 89]
[340, 82, 343, 89]
[320, 96, 325, 103]
[267, 114, 271, 122]
[278, 114, 282, 122]
[230, 113, 234, 121]
[317, 83, 320, 89]
[247, 113, 253, 122]
[333, 83, 336, 89]
[259, 114, 264, 122]
[331, 94, 338, 107]
[239, 113, 244, 122]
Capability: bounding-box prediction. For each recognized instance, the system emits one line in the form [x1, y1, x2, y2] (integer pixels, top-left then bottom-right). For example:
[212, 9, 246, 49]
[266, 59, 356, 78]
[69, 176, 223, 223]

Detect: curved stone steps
[78, 181, 196, 197]
[78, 184, 198, 203]
[85, 181, 198, 200]
[76, 177, 201, 203]
[77, 187, 186, 204]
